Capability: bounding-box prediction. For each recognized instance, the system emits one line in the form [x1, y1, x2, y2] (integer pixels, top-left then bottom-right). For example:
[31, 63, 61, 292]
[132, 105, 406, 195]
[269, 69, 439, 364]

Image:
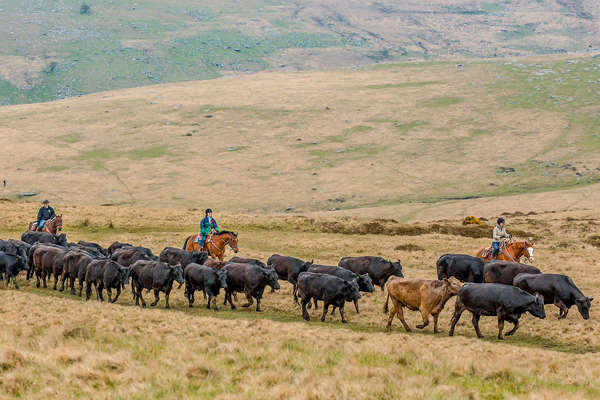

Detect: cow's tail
[383, 290, 390, 314]
[182, 235, 190, 250]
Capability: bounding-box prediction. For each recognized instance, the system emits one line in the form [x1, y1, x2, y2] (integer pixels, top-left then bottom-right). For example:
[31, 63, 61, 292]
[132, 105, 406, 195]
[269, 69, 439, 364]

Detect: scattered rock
[285, 206, 294, 212]
[296, 138, 302, 141]
[204, 115, 213, 118]
[227, 146, 237, 151]
[185, 133, 192, 137]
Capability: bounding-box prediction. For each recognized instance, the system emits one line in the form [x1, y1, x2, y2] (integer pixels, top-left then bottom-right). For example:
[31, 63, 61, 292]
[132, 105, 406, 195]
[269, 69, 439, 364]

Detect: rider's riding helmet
[42, 199, 50, 204]
[497, 217, 505, 225]
[205, 208, 212, 216]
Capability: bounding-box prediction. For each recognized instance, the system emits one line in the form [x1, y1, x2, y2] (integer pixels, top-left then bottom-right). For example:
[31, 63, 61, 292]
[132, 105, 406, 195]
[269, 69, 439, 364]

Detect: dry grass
[1, 201, 599, 398]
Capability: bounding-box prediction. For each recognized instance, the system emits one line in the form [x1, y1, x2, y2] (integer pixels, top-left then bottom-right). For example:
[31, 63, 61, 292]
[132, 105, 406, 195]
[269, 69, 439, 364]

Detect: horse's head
[523, 239, 534, 262]
[55, 214, 63, 231]
[228, 232, 239, 253]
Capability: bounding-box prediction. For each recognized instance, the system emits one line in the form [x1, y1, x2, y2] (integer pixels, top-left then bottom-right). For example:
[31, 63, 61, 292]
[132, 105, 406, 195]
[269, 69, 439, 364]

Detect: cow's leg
[97, 282, 104, 302]
[85, 281, 92, 301]
[35, 269, 41, 288]
[227, 290, 236, 310]
[432, 313, 440, 334]
[59, 271, 67, 292]
[386, 298, 398, 332]
[395, 303, 412, 332]
[449, 300, 465, 337]
[78, 279, 84, 297]
[554, 296, 568, 319]
[242, 290, 253, 308]
[188, 287, 195, 307]
[505, 319, 520, 336]
[165, 288, 171, 309]
[112, 285, 121, 303]
[12, 276, 19, 290]
[331, 305, 337, 315]
[339, 304, 347, 323]
[150, 289, 160, 307]
[53, 271, 59, 290]
[472, 313, 483, 338]
[255, 295, 262, 312]
[353, 299, 360, 314]
[138, 285, 147, 307]
[106, 287, 113, 303]
[292, 283, 299, 305]
[320, 302, 330, 322]
[42, 270, 47, 288]
[301, 296, 310, 321]
[416, 307, 430, 330]
[497, 313, 505, 340]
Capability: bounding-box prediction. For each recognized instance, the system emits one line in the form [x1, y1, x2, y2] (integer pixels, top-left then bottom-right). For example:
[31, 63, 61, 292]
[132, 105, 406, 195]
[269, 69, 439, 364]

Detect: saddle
[482, 247, 493, 258]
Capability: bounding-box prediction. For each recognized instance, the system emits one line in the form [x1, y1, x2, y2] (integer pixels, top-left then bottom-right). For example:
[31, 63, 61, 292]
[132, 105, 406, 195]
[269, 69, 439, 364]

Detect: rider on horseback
[36, 200, 55, 231]
[492, 217, 511, 259]
[195, 208, 219, 249]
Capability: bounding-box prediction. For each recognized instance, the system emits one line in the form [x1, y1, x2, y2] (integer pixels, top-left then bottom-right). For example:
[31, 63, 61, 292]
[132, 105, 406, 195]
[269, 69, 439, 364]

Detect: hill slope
[1, 0, 599, 105]
[1, 55, 599, 214]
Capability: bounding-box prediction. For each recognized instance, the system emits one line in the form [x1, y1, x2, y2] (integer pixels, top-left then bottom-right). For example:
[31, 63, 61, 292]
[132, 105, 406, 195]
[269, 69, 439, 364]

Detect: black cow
[21, 231, 67, 246]
[111, 247, 154, 267]
[228, 256, 267, 268]
[449, 283, 546, 340]
[107, 241, 132, 256]
[60, 249, 95, 295]
[339, 256, 403, 290]
[85, 259, 130, 303]
[0, 251, 28, 289]
[297, 272, 361, 323]
[184, 263, 228, 310]
[267, 254, 312, 304]
[484, 261, 541, 285]
[130, 260, 184, 308]
[222, 263, 280, 312]
[436, 254, 484, 283]
[77, 240, 108, 256]
[0, 240, 30, 265]
[160, 247, 208, 268]
[513, 273, 593, 320]
[306, 264, 374, 313]
[66, 242, 105, 258]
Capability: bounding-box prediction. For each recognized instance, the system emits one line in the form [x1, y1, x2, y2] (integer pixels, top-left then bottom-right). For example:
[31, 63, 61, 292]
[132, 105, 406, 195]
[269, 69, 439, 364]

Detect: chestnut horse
[28, 215, 63, 234]
[476, 240, 534, 263]
[183, 231, 239, 261]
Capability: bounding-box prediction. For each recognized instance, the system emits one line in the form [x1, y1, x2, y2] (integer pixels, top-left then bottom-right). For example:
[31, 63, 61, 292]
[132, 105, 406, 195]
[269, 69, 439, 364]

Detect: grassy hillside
[1, 55, 599, 215]
[0, 202, 599, 399]
[1, 0, 598, 105]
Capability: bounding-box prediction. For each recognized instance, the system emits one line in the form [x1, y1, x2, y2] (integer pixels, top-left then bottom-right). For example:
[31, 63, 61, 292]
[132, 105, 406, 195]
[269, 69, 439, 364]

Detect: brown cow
[384, 277, 463, 333]
[483, 261, 541, 285]
[204, 258, 228, 270]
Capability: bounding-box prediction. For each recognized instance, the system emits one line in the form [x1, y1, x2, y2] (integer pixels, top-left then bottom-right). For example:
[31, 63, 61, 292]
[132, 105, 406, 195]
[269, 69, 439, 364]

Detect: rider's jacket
[493, 224, 510, 243]
[37, 206, 55, 221]
[200, 216, 219, 236]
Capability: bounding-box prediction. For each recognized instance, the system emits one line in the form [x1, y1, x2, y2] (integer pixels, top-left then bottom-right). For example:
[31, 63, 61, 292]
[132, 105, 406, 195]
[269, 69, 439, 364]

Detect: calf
[184, 263, 228, 310]
[222, 263, 280, 312]
[339, 256, 403, 290]
[436, 254, 484, 283]
[0, 251, 28, 289]
[449, 283, 546, 340]
[85, 259, 130, 303]
[267, 254, 312, 304]
[297, 272, 361, 323]
[513, 273, 593, 320]
[30, 244, 67, 289]
[130, 260, 183, 308]
[384, 277, 463, 333]
[21, 231, 67, 246]
[160, 247, 208, 268]
[484, 261, 541, 285]
[229, 256, 266, 268]
[306, 264, 374, 313]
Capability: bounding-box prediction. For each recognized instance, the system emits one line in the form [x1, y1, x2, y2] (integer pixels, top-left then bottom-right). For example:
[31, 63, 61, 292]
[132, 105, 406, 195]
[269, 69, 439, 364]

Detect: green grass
[54, 133, 83, 143]
[343, 125, 373, 134]
[127, 146, 168, 159]
[394, 120, 428, 134]
[365, 81, 442, 89]
[422, 96, 464, 108]
[37, 165, 69, 172]
[499, 24, 537, 41]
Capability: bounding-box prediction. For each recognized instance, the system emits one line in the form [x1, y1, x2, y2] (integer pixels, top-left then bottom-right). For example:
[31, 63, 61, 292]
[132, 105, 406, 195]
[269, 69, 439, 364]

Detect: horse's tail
[383, 290, 390, 314]
[182, 235, 191, 250]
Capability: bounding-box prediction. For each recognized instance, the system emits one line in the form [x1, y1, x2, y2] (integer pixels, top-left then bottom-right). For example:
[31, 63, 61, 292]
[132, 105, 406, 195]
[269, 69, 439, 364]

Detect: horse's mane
[214, 230, 236, 236]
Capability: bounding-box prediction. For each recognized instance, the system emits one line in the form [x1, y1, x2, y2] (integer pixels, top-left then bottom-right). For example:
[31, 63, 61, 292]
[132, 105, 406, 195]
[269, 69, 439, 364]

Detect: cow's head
[529, 293, 547, 319]
[301, 260, 313, 272]
[263, 267, 280, 291]
[56, 233, 67, 246]
[193, 251, 209, 265]
[390, 259, 404, 278]
[344, 280, 361, 301]
[16, 255, 29, 271]
[443, 276, 463, 295]
[217, 269, 228, 289]
[356, 273, 375, 293]
[171, 264, 184, 285]
[575, 297, 593, 320]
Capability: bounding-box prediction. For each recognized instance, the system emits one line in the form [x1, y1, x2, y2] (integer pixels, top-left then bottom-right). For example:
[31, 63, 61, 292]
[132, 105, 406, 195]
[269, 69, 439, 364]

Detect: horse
[28, 215, 63, 235]
[476, 240, 534, 263]
[183, 231, 238, 261]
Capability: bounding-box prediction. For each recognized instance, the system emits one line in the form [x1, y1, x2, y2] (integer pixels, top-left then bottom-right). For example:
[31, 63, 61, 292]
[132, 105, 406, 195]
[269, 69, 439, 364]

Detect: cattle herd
[0, 231, 594, 340]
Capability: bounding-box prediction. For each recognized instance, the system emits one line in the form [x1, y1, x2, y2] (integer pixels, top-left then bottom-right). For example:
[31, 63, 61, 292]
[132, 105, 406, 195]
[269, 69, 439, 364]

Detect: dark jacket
[200, 216, 219, 236]
[37, 206, 55, 221]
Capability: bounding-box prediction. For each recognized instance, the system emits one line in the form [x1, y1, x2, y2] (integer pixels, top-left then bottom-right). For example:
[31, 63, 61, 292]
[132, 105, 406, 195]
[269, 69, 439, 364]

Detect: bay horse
[28, 215, 63, 234]
[183, 231, 238, 261]
[476, 240, 535, 263]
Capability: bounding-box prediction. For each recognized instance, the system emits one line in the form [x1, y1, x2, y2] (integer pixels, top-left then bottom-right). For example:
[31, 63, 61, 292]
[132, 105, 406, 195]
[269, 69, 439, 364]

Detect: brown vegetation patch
[394, 243, 425, 252]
